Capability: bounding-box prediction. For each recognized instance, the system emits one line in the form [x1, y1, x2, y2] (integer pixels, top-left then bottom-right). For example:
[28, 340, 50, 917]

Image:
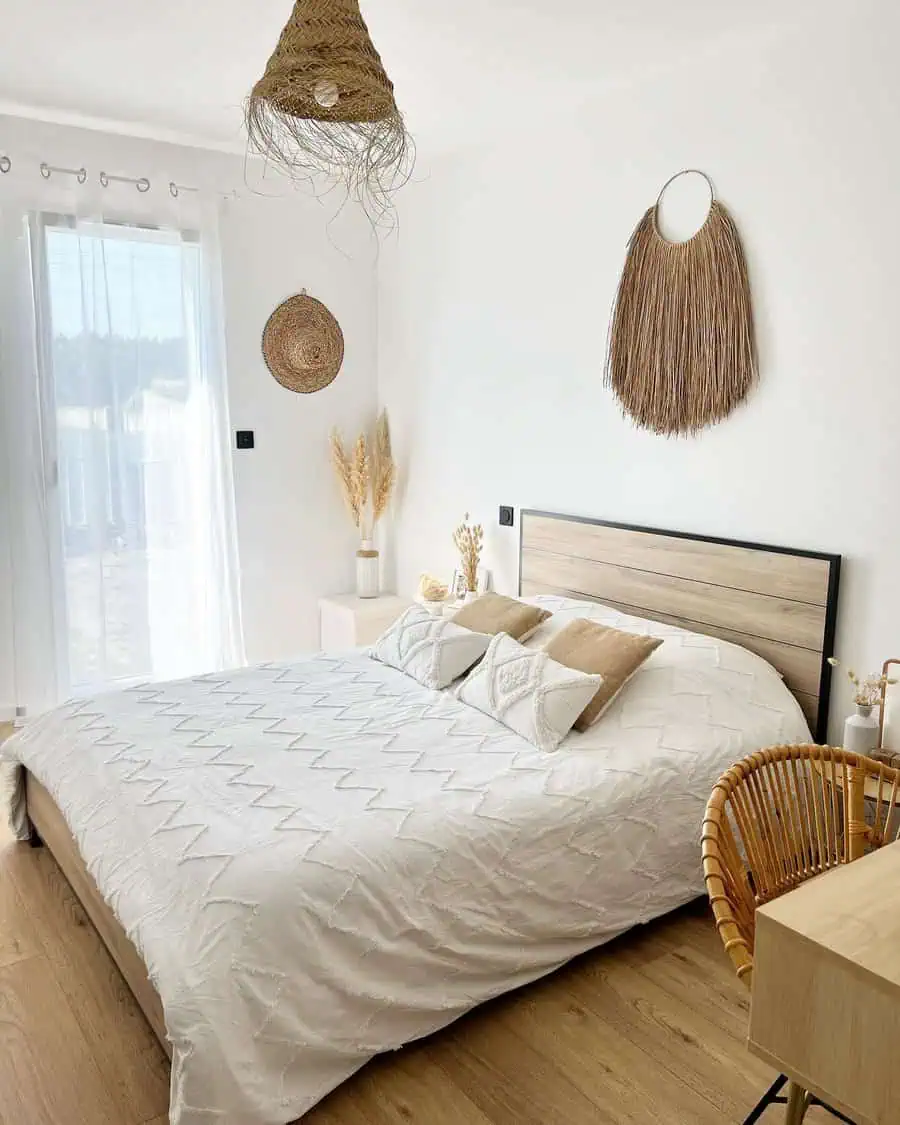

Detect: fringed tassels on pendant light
[605, 170, 758, 437]
[245, 0, 414, 223]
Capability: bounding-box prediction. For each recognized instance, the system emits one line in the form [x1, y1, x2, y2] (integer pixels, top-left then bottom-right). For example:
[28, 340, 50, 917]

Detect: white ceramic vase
[356, 540, 379, 599]
[463, 589, 479, 605]
[843, 703, 879, 755]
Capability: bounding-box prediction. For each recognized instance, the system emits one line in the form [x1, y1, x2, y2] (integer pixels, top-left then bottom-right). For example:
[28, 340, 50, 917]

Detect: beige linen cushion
[544, 619, 663, 731]
[452, 593, 551, 642]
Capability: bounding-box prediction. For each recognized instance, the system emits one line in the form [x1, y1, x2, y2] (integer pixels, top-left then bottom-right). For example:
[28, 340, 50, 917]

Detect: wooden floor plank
[0, 856, 41, 971]
[3, 843, 170, 1125]
[0, 957, 122, 1125]
[566, 949, 773, 1119]
[436, 1021, 616, 1125]
[617, 929, 752, 1041]
[498, 981, 726, 1124]
[314, 1042, 495, 1125]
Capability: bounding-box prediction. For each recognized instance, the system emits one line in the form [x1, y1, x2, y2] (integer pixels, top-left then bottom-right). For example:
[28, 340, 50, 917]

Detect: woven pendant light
[246, 0, 413, 220]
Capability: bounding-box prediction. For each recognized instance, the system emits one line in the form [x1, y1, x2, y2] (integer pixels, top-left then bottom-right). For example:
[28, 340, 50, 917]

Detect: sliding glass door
[31, 215, 242, 696]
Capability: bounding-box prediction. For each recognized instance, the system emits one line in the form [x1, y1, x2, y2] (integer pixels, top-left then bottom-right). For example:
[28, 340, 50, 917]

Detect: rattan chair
[702, 744, 900, 1125]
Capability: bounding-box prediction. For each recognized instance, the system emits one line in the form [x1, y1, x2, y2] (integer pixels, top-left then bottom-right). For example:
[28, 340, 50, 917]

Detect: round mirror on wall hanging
[605, 169, 758, 437]
[262, 292, 345, 394]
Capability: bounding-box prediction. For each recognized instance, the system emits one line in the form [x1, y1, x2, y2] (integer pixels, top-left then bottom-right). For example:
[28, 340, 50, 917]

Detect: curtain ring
[0, 155, 10, 174]
[77, 167, 88, 184]
[136, 177, 151, 193]
[655, 168, 715, 212]
[169, 181, 179, 198]
[99, 170, 110, 188]
[40, 162, 51, 179]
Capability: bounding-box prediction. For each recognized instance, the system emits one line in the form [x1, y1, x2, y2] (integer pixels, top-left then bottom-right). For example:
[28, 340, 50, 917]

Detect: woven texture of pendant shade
[246, 0, 413, 221]
[605, 173, 757, 437]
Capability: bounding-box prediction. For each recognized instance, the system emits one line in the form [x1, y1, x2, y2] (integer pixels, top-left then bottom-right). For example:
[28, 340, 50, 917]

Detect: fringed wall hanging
[605, 170, 757, 437]
[246, 0, 414, 223]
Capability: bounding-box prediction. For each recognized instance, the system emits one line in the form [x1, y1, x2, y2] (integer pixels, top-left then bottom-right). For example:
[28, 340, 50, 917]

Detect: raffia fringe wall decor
[246, 0, 414, 223]
[604, 170, 758, 437]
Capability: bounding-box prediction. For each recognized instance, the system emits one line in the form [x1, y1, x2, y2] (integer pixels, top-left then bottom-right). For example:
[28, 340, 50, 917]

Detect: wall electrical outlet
[499, 506, 515, 527]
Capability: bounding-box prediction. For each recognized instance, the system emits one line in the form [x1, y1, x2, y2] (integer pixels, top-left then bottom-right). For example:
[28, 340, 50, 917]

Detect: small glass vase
[356, 539, 379, 599]
[843, 703, 879, 755]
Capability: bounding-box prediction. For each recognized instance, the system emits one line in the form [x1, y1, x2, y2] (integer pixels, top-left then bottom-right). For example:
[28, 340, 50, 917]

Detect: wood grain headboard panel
[518, 511, 841, 742]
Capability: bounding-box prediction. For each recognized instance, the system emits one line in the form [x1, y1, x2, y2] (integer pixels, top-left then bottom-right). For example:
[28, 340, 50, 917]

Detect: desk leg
[742, 1074, 787, 1125]
[785, 1082, 809, 1125]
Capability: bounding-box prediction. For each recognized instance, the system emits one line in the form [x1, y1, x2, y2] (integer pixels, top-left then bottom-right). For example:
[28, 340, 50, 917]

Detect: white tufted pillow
[457, 632, 603, 752]
[371, 605, 491, 690]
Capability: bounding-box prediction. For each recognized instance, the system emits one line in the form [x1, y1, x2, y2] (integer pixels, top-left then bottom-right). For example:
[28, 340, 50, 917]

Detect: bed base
[25, 771, 171, 1058]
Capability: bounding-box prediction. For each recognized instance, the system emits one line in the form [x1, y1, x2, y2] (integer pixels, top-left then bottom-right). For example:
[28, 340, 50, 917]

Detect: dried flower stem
[351, 434, 370, 537]
[828, 657, 897, 708]
[330, 428, 361, 529]
[371, 409, 396, 523]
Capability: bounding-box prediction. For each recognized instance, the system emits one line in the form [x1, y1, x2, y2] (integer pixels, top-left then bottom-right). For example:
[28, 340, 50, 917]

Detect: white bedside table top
[319, 593, 411, 614]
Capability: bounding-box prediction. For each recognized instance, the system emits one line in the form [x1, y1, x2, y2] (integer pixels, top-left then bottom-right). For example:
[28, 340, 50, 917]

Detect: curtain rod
[0, 156, 206, 198]
[1, 153, 261, 202]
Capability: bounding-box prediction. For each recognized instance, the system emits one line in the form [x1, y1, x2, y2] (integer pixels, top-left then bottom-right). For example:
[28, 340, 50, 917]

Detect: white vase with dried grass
[330, 410, 396, 599]
[829, 657, 896, 755]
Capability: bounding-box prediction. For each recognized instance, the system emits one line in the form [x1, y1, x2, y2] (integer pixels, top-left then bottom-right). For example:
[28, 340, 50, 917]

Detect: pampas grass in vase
[330, 409, 396, 598]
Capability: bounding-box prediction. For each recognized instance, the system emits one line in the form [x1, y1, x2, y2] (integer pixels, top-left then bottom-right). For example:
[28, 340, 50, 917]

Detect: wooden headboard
[518, 511, 841, 742]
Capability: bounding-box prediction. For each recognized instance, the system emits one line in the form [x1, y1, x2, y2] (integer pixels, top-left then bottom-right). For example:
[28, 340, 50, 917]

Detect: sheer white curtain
[0, 173, 243, 716]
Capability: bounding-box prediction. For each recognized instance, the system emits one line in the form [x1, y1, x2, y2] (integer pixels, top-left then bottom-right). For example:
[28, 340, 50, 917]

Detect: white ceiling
[0, 0, 816, 153]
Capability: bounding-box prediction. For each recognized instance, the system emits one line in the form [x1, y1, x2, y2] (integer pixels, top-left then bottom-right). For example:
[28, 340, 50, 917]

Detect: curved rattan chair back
[702, 744, 900, 988]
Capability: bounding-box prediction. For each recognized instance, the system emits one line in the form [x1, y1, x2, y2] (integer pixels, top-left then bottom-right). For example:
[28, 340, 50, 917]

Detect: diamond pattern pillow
[371, 605, 492, 690]
[457, 632, 603, 752]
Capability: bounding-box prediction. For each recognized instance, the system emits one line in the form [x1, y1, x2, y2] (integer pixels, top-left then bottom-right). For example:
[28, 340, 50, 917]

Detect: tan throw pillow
[452, 593, 551, 642]
[545, 619, 662, 731]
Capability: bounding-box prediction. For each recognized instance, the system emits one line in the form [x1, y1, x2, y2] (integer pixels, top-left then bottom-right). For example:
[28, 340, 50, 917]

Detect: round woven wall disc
[262, 293, 344, 394]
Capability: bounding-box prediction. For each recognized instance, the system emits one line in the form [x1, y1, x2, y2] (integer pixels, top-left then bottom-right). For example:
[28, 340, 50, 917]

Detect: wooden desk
[748, 841, 900, 1125]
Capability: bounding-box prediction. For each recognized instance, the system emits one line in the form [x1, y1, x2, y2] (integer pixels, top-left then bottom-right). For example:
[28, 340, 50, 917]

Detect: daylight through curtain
[0, 176, 243, 716]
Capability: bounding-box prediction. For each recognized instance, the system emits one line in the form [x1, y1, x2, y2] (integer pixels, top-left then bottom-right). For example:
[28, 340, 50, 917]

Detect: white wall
[220, 193, 377, 663]
[0, 116, 377, 711]
[378, 7, 900, 736]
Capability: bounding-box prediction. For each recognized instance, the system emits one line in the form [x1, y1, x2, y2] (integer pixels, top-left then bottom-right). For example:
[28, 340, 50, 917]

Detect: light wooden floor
[0, 820, 835, 1125]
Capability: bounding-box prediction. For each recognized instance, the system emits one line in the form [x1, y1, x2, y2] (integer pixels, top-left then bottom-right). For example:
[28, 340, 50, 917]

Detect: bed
[2, 512, 841, 1125]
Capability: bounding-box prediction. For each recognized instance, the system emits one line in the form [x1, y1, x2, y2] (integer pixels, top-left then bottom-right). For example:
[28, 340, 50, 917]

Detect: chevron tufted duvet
[3, 598, 810, 1125]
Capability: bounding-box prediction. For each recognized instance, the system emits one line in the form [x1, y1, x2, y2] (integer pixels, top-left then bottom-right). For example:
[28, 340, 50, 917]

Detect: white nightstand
[319, 594, 413, 651]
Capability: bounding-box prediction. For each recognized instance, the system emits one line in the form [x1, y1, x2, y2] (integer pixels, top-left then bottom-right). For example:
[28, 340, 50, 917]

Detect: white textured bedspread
[3, 611, 809, 1125]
